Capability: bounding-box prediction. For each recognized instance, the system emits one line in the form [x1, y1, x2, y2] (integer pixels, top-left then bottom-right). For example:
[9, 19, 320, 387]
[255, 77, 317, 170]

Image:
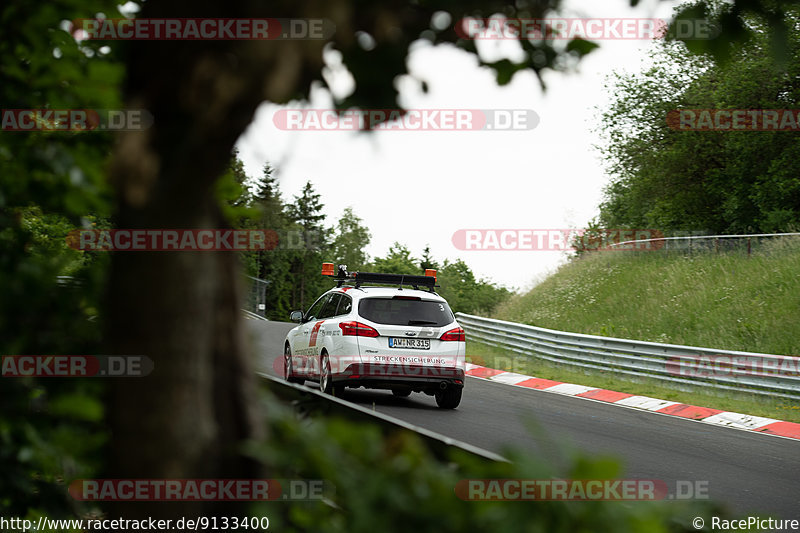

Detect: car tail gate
[350, 295, 464, 370]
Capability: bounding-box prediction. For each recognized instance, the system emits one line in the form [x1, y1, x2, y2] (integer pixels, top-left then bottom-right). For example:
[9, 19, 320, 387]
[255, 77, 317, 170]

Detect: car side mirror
[290, 310, 304, 323]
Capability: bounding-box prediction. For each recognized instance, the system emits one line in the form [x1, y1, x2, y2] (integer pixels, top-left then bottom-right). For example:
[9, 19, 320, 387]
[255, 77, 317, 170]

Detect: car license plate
[389, 337, 430, 350]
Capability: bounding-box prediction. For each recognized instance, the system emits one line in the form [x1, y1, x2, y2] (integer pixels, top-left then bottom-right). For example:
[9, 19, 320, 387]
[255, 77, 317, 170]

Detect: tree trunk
[104, 0, 325, 519]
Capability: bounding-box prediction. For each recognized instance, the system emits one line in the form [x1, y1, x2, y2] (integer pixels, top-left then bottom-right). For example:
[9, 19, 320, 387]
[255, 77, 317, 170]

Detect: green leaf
[48, 393, 104, 422]
[566, 38, 600, 57]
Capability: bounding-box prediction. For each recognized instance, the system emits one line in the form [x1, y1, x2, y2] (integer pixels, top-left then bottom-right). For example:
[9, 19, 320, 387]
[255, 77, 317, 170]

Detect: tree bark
[105, 0, 325, 518]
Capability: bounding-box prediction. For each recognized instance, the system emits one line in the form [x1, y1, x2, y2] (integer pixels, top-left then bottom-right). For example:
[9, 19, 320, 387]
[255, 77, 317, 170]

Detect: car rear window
[358, 297, 454, 326]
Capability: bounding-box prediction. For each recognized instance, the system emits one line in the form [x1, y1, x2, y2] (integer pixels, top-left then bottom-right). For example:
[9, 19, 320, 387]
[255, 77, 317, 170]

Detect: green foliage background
[1, 0, 121, 520]
[597, 2, 800, 234]
[224, 161, 511, 319]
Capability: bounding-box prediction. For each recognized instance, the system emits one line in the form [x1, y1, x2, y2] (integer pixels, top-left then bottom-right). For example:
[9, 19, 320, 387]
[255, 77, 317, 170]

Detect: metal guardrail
[242, 309, 268, 321]
[456, 313, 800, 401]
[257, 373, 507, 463]
[56, 275, 83, 287]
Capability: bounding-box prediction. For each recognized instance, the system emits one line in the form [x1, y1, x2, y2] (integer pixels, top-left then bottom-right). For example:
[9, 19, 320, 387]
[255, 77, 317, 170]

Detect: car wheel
[435, 387, 462, 409]
[392, 389, 412, 397]
[284, 344, 303, 384]
[319, 352, 331, 393]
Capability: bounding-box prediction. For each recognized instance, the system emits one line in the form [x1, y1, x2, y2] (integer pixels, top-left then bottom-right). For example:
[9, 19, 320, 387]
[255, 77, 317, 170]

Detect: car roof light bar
[322, 263, 438, 292]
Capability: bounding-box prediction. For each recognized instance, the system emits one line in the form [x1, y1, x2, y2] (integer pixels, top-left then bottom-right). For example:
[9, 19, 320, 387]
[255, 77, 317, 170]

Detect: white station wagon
[283, 264, 466, 408]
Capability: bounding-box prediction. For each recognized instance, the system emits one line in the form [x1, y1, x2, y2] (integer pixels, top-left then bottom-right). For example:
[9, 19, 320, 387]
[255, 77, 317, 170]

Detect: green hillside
[465, 237, 800, 423]
[494, 237, 800, 355]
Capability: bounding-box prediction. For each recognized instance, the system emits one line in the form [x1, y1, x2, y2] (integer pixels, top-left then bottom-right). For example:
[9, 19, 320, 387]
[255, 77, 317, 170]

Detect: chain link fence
[610, 231, 800, 255]
[243, 275, 271, 319]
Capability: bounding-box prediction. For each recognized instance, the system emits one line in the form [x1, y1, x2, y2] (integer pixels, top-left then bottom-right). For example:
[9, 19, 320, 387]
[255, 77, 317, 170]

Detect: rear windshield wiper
[407, 320, 438, 325]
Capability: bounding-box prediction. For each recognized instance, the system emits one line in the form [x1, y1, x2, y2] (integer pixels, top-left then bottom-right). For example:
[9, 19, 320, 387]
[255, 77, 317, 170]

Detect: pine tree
[285, 181, 331, 310]
[331, 207, 371, 271]
[251, 163, 293, 318]
[420, 245, 439, 271]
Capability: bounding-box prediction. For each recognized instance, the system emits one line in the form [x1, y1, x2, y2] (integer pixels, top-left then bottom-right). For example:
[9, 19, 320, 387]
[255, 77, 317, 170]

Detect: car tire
[319, 351, 344, 396]
[319, 352, 332, 393]
[284, 344, 303, 384]
[435, 387, 462, 409]
[392, 389, 412, 397]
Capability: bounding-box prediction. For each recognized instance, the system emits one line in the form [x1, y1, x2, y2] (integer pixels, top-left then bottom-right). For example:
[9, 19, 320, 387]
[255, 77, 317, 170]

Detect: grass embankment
[467, 237, 800, 423]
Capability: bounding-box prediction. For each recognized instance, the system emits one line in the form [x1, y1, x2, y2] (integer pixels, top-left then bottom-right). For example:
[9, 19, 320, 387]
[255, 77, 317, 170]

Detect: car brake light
[393, 295, 421, 300]
[339, 321, 379, 337]
[440, 327, 465, 342]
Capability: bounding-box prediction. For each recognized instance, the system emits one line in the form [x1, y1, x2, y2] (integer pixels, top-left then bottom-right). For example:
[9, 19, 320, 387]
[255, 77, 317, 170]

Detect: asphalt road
[248, 319, 800, 520]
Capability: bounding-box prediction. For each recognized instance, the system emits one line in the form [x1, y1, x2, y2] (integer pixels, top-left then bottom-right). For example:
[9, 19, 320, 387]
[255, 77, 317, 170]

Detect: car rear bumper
[333, 363, 465, 391]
